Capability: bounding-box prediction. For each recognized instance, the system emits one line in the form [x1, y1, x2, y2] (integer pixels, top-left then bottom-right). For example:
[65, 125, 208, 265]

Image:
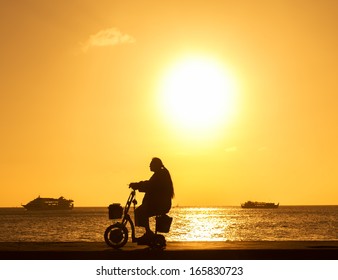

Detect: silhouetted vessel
[22, 196, 74, 210]
[241, 201, 279, 209]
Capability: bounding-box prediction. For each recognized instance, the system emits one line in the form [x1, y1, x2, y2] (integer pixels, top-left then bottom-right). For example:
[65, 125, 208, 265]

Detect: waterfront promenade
[1, 241, 337, 260]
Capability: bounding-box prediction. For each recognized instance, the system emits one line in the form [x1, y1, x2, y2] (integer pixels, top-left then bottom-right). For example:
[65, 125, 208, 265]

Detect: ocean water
[0, 206, 337, 242]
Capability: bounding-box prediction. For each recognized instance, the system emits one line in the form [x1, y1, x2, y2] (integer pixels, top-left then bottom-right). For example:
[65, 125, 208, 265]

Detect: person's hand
[129, 182, 138, 190]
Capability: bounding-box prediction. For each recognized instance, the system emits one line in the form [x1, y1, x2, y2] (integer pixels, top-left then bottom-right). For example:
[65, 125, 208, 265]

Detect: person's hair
[152, 157, 175, 198]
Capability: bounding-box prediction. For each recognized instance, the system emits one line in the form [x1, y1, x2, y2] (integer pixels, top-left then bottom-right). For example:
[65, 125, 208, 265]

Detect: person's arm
[137, 180, 152, 192]
[129, 180, 151, 192]
[130, 173, 156, 192]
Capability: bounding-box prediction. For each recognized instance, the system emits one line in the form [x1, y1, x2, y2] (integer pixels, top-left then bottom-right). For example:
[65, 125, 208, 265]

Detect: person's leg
[143, 217, 151, 234]
[135, 205, 153, 233]
[135, 204, 147, 227]
[135, 205, 154, 244]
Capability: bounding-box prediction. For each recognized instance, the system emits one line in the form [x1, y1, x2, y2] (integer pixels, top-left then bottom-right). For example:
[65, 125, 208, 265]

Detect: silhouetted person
[129, 157, 174, 244]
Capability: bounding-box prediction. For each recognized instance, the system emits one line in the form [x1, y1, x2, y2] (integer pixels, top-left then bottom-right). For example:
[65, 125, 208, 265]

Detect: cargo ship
[22, 196, 74, 210]
[241, 201, 279, 209]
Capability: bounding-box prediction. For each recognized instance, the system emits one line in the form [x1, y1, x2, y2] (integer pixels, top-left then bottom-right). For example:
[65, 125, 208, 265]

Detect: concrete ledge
[1, 241, 337, 260]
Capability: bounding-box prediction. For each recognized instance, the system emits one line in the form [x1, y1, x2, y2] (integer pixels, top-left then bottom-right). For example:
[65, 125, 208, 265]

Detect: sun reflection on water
[167, 207, 235, 241]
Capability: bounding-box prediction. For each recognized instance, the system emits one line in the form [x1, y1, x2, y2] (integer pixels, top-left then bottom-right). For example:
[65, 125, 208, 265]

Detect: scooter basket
[108, 203, 123, 219]
[155, 214, 173, 233]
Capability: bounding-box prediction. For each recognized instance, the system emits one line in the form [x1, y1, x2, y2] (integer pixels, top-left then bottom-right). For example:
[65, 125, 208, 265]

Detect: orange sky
[1, 0, 338, 207]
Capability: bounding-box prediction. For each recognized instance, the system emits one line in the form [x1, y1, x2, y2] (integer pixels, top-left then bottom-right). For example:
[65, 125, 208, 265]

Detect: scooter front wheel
[104, 223, 128, 249]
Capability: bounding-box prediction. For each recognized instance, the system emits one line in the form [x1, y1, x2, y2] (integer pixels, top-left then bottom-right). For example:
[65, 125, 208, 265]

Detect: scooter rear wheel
[104, 223, 128, 249]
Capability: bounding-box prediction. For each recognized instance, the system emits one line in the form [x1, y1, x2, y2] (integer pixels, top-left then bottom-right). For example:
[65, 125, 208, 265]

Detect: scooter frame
[104, 189, 166, 249]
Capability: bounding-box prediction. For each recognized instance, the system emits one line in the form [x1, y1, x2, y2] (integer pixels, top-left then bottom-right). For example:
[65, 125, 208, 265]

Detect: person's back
[141, 166, 173, 215]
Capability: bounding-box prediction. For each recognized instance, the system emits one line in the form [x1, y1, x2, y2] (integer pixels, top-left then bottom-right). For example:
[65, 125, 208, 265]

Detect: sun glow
[159, 56, 237, 137]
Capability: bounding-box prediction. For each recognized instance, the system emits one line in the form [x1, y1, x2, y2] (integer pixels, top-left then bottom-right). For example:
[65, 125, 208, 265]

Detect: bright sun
[159, 56, 237, 137]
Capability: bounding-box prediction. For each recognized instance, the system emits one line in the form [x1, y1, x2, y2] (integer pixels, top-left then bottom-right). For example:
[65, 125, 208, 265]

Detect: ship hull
[22, 205, 73, 211]
[241, 201, 279, 209]
[241, 205, 279, 209]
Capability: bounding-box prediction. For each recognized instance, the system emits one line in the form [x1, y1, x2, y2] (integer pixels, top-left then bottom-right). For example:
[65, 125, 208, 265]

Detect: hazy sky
[1, 0, 338, 206]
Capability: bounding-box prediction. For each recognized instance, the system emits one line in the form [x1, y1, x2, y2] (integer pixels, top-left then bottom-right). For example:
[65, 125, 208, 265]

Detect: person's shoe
[136, 232, 154, 245]
[136, 235, 150, 245]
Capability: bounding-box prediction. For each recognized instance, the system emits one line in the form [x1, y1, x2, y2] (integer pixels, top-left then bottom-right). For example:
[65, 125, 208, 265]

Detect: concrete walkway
[1, 241, 337, 260]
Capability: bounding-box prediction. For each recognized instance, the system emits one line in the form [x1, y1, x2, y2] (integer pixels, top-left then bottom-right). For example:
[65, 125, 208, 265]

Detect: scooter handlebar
[129, 182, 138, 190]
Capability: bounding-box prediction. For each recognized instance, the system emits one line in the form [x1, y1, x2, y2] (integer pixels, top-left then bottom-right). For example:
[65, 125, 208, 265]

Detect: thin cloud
[82, 27, 135, 52]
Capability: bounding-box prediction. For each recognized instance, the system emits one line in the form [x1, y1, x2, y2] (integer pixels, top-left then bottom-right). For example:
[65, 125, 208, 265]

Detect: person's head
[150, 157, 164, 172]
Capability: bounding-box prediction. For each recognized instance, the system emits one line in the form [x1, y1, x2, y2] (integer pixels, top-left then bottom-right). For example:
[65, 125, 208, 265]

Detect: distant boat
[22, 196, 74, 210]
[241, 201, 279, 209]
